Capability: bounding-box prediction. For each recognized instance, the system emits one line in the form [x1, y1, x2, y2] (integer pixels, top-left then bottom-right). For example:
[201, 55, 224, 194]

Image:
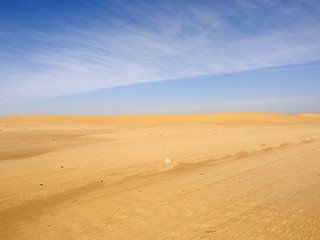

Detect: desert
[1, 113, 320, 239]
[2, 1, 320, 239]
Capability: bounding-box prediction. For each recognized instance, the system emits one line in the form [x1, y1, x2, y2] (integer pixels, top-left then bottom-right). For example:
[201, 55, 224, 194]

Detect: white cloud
[1, 1, 320, 106]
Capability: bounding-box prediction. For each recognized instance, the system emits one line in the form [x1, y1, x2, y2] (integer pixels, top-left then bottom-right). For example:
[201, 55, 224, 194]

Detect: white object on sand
[165, 158, 171, 164]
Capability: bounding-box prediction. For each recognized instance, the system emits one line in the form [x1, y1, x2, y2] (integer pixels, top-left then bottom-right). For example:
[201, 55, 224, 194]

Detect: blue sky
[1, 0, 320, 116]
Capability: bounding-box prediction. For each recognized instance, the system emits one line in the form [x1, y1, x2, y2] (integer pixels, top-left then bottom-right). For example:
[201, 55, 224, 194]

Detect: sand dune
[0, 113, 320, 239]
[297, 113, 320, 118]
[1, 112, 320, 125]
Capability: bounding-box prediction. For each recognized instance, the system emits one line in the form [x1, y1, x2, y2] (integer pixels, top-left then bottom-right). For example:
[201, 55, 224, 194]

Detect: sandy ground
[0, 113, 320, 239]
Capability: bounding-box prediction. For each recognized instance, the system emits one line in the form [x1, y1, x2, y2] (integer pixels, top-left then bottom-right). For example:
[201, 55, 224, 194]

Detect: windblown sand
[1, 113, 320, 239]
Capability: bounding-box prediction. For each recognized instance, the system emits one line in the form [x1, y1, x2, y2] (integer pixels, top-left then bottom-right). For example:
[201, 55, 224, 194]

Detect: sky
[0, 0, 320, 116]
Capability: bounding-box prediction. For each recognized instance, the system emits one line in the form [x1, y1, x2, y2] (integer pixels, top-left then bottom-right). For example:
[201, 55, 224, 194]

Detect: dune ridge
[1, 112, 320, 125]
[297, 113, 320, 118]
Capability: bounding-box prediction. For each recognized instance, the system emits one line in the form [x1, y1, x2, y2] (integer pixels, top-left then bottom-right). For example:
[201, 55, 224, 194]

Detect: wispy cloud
[1, 0, 320, 105]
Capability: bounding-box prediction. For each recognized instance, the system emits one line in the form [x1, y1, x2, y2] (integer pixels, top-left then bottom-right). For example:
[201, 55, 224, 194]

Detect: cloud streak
[1, 0, 320, 105]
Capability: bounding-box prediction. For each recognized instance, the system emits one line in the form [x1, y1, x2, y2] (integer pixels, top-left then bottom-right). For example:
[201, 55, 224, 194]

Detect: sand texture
[1, 113, 320, 239]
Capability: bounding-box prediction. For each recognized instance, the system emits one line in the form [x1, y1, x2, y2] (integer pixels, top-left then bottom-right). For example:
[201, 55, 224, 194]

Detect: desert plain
[0, 113, 320, 239]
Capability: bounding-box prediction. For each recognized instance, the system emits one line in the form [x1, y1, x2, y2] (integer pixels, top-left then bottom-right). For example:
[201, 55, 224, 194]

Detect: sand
[0, 113, 320, 239]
